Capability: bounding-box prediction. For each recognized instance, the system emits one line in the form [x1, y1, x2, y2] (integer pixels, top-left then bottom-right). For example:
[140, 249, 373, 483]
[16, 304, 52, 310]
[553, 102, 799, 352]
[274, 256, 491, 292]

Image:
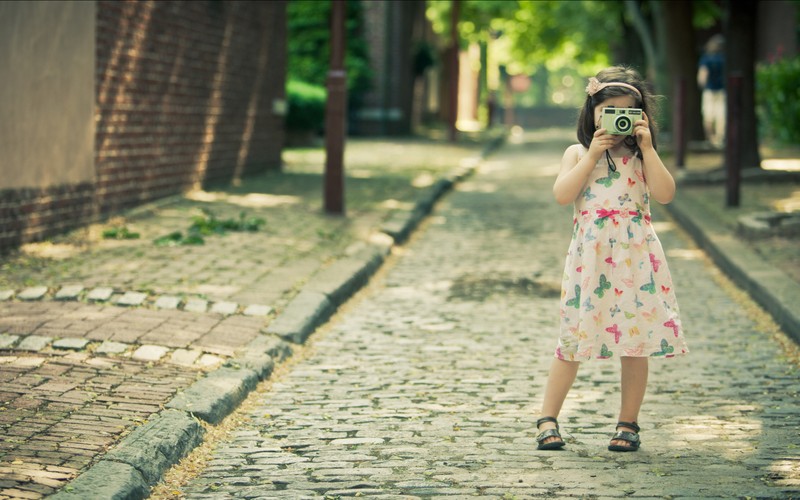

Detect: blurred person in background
[697, 34, 726, 148]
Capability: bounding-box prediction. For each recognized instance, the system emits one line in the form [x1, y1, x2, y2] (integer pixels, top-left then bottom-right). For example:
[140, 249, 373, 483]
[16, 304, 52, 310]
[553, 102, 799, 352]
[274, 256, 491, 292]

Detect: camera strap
[605, 150, 617, 173]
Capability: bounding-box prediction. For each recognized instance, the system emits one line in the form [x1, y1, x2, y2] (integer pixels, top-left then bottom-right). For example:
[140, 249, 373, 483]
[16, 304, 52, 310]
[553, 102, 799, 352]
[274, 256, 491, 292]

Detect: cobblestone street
[173, 132, 800, 499]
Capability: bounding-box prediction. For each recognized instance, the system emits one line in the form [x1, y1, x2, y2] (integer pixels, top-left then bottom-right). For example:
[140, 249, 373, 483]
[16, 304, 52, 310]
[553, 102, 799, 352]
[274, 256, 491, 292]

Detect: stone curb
[166, 366, 261, 424]
[50, 132, 506, 499]
[665, 194, 800, 344]
[50, 410, 203, 499]
[305, 245, 386, 308]
[50, 461, 149, 500]
[263, 290, 334, 345]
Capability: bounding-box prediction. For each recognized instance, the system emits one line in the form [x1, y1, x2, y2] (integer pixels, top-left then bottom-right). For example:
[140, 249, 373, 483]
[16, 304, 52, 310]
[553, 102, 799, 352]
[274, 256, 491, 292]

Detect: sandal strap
[536, 428, 563, 444]
[536, 416, 559, 429]
[611, 430, 640, 445]
[616, 421, 640, 433]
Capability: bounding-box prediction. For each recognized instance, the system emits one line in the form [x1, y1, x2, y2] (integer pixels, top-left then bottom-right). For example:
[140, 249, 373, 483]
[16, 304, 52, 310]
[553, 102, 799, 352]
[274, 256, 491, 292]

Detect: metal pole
[673, 77, 686, 168]
[448, 0, 459, 142]
[725, 72, 742, 207]
[324, 0, 347, 215]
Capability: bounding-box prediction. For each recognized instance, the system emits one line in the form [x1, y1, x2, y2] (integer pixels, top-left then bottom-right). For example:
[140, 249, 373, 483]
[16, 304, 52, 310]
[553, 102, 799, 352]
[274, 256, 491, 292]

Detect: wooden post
[725, 72, 742, 207]
[673, 77, 686, 168]
[324, 0, 347, 215]
[448, 0, 459, 142]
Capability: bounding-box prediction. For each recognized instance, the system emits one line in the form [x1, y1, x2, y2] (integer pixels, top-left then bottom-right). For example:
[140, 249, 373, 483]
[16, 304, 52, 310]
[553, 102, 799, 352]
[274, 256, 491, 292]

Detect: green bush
[286, 79, 326, 132]
[756, 56, 800, 144]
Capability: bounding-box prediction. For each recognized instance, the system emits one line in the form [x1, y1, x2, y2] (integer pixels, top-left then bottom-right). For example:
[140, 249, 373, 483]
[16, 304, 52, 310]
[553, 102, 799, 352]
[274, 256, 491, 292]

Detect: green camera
[601, 108, 642, 135]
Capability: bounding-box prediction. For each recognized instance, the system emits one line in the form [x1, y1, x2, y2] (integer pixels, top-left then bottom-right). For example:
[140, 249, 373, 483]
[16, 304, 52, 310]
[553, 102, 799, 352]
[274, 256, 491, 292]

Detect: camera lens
[615, 116, 632, 133]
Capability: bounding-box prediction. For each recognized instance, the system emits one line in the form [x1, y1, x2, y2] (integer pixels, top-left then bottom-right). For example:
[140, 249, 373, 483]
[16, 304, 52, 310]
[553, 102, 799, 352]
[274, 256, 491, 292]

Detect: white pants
[702, 89, 726, 147]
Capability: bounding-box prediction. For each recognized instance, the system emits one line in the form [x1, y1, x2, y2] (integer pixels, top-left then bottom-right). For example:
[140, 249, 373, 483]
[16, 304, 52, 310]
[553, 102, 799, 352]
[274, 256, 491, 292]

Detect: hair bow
[585, 77, 603, 96]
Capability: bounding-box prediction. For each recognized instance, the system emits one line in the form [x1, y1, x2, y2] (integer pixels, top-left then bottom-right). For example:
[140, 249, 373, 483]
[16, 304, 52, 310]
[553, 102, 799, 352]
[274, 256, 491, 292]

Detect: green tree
[424, 0, 766, 173]
[287, 0, 372, 107]
[427, 0, 622, 109]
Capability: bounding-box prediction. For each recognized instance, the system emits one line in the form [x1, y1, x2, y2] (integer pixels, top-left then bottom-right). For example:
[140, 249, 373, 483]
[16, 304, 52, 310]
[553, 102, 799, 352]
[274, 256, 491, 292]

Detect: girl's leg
[612, 356, 649, 445]
[538, 358, 580, 444]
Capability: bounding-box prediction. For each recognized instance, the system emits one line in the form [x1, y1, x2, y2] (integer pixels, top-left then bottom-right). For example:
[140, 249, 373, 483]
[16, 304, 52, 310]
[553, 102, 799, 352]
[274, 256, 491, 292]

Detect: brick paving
[0, 350, 198, 499]
[176, 131, 800, 499]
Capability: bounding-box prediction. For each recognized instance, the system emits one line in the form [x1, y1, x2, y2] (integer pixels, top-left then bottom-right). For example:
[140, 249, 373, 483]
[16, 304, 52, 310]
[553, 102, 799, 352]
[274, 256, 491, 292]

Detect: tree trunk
[624, 1, 658, 83]
[724, 0, 761, 169]
[660, 0, 704, 142]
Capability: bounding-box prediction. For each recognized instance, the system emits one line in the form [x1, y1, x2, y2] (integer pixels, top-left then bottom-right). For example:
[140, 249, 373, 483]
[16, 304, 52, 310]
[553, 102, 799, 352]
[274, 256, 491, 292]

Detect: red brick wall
[0, 185, 95, 251]
[0, 0, 286, 252]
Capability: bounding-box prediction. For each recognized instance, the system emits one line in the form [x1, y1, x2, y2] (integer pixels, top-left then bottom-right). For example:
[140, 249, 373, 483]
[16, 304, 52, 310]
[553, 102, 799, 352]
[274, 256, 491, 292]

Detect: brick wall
[0, 185, 95, 251]
[0, 0, 286, 252]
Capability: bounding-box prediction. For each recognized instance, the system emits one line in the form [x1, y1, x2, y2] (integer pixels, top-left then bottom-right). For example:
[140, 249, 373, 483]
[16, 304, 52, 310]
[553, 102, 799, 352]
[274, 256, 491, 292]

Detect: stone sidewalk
[658, 142, 800, 346]
[162, 130, 800, 498]
[0, 134, 499, 499]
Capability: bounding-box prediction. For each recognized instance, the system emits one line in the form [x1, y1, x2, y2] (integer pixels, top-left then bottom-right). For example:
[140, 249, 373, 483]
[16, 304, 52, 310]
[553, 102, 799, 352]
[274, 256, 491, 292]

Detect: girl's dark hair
[577, 66, 658, 159]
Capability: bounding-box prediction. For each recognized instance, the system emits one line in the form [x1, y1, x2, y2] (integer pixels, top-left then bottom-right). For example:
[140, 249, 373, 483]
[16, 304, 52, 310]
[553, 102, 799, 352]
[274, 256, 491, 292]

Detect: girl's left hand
[634, 112, 653, 150]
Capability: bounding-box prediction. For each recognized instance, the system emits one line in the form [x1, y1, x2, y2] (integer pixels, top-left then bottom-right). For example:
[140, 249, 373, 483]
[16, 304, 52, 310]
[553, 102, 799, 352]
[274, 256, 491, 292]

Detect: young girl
[536, 66, 689, 452]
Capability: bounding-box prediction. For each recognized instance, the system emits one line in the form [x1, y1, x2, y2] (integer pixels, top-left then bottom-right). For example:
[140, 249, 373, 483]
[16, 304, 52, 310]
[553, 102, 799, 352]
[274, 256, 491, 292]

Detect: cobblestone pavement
[177, 131, 800, 499]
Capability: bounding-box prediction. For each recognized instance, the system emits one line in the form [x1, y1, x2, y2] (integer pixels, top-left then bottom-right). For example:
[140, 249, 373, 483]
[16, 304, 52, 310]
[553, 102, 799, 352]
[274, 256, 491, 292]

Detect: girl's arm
[641, 147, 676, 204]
[635, 113, 676, 204]
[554, 129, 616, 205]
[553, 144, 599, 205]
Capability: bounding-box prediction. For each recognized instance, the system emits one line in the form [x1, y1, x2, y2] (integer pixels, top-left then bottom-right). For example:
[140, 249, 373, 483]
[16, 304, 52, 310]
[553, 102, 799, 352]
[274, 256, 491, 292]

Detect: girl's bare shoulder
[563, 143, 586, 161]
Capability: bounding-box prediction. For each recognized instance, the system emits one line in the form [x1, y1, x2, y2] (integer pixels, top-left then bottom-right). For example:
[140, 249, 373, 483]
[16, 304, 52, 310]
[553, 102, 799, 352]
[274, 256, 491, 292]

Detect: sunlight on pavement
[772, 190, 800, 212]
[379, 199, 414, 210]
[769, 459, 800, 487]
[460, 157, 482, 169]
[412, 172, 436, 188]
[762, 159, 800, 171]
[666, 248, 705, 260]
[187, 190, 301, 208]
[664, 415, 762, 459]
[19, 242, 82, 260]
[651, 220, 676, 234]
[348, 168, 374, 179]
[227, 193, 301, 208]
[457, 181, 498, 193]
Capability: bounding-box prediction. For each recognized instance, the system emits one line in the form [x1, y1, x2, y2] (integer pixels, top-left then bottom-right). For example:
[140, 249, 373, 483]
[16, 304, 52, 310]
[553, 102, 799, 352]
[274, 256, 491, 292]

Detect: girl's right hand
[588, 128, 615, 159]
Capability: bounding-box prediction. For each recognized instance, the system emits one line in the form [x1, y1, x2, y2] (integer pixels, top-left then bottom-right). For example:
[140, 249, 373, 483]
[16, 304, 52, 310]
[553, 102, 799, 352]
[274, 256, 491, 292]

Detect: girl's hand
[634, 112, 653, 150]
[588, 128, 616, 159]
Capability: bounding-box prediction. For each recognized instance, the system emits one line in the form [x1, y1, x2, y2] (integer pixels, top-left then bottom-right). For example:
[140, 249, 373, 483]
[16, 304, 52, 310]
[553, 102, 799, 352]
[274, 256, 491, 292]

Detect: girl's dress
[557, 147, 689, 360]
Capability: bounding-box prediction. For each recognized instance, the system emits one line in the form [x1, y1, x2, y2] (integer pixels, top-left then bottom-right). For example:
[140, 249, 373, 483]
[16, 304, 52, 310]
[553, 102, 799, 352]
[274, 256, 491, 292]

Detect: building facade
[0, 0, 287, 252]
[353, 0, 439, 136]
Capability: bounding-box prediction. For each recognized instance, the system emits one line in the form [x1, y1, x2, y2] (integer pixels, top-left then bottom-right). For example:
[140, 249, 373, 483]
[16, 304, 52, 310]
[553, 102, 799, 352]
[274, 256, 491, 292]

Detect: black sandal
[536, 416, 565, 450]
[608, 421, 641, 452]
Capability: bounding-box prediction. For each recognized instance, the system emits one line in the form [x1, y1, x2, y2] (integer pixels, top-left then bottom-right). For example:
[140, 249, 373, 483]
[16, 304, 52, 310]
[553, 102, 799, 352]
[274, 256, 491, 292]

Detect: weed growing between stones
[101, 226, 141, 240]
[154, 210, 266, 246]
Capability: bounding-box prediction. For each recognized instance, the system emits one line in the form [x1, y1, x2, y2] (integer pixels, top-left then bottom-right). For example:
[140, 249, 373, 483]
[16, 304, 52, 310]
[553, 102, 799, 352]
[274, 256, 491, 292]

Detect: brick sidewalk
[0, 134, 492, 499]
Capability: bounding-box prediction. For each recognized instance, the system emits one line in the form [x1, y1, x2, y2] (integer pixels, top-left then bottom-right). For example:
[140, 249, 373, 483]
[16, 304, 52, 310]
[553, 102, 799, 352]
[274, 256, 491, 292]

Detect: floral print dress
[556, 147, 689, 361]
